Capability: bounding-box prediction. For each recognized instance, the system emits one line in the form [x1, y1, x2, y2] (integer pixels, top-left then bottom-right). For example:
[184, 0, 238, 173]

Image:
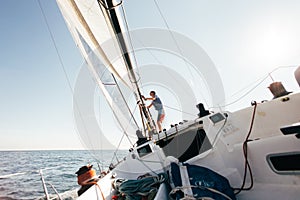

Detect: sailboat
[55, 0, 300, 199]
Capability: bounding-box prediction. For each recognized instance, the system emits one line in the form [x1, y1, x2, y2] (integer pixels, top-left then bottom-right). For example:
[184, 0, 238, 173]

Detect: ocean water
[0, 150, 127, 200]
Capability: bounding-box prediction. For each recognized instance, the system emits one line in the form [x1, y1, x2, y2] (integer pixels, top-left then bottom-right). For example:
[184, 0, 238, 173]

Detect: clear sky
[1, 0, 300, 150]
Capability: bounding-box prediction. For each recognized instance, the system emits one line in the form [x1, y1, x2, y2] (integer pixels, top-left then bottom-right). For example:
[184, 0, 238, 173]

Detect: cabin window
[267, 152, 300, 174]
[137, 144, 152, 157]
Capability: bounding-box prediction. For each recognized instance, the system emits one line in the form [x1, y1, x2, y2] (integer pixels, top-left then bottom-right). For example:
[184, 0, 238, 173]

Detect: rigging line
[124, 103, 140, 133]
[153, 0, 209, 107]
[133, 32, 210, 110]
[113, 94, 139, 140]
[132, 34, 201, 106]
[163, 104, 197, 117]
[215, 74, 269, 108]
[153, 0, 180, 52]
[135, 45, 194, 98]
[83, 61, 136, 147]
[93, 74, 137, 146]
[120, 105, 144, 140]
[208, 74, 270, 109]
[86, 63, 136, 148]
[120, 4, 143, 86]
[229, 74, 271, 99]
[136, 155, 168, 179]
[209, 65, 298, 109]
[112, 74, 139, 129]
[229, 65, 297, 99]
[124, 130, 134, 147]
[110, 133, 125, 166]
[98, 95, 104, 170]
[37, 0, 95, 149]
[136, 158, 159, 176]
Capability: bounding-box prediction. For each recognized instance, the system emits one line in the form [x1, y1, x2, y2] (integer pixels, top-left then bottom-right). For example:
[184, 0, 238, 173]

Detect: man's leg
[157, 120, 162, 132]
[157, 113, 165, 132]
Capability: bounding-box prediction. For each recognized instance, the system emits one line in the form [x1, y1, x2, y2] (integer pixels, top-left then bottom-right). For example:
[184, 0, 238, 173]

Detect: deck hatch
[280, 123, 300, 135]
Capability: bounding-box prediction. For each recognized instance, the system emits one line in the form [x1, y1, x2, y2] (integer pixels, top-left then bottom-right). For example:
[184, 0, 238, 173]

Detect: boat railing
[39, 169, 62, 200]
[0, 165, 78, 200]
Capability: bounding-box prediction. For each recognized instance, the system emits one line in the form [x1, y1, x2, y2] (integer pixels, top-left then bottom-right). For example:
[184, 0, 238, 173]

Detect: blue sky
[1, 0, 300, 150]
[0, 1, 82, 150]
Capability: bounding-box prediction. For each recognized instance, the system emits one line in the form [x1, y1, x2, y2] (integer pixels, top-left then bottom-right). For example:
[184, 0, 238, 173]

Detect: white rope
[170, 185, 233, 200]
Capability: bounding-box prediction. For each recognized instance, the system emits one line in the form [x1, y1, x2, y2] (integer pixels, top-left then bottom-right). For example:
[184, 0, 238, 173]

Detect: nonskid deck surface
[236, 183, 300, 200]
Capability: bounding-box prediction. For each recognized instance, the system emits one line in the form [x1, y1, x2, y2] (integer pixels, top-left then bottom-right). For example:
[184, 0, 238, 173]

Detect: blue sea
[0, 150, 127, 200]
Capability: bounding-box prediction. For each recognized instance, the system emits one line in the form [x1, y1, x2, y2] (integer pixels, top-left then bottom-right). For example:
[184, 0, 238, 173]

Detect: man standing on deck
[143, 91, 165, 133]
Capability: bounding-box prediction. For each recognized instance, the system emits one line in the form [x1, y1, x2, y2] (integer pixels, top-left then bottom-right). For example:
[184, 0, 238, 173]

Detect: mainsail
[56, 0, 129, 83]
[56, 0, 156, 144]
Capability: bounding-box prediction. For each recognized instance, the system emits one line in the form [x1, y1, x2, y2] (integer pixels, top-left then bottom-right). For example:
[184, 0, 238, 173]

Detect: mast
[97, 0, 157, 135]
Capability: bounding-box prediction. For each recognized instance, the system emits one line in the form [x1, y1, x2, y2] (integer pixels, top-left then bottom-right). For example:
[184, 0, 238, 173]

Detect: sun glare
[258, 25, 293, 63]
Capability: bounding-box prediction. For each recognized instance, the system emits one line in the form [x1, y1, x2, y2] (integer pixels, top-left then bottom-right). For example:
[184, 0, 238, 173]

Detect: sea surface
[0, 150, 127, 200]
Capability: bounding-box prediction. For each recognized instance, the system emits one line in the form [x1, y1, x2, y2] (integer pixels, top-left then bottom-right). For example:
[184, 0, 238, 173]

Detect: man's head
[150, 91, 156, 97]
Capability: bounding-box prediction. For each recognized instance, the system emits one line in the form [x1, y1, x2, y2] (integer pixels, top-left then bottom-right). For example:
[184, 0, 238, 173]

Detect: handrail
[39, 169, 63, 200]
[39, 169, 50, 200]
[47, 182, 62, 200]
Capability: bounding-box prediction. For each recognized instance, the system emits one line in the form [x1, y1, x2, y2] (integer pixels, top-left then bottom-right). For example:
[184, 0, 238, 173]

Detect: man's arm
[142, 95, 155, 101]
[147, 102, 153, 109]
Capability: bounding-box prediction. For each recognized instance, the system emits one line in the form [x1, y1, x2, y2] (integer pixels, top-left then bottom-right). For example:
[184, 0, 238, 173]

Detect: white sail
[57, 0, 141, 146]
[56, 0, 132, 86]
[57, 0, 157, 138]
